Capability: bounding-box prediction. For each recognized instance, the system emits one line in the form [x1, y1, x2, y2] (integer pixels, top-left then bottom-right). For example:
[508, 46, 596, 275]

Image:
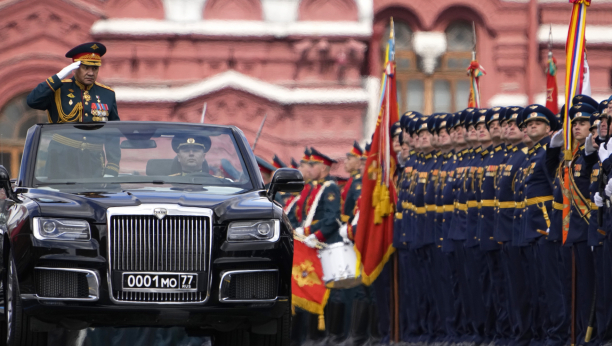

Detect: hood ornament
[154, 208, 168, 220]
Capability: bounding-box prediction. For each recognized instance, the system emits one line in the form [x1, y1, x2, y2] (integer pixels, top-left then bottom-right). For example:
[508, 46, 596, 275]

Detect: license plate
[122, 272, 197, 292]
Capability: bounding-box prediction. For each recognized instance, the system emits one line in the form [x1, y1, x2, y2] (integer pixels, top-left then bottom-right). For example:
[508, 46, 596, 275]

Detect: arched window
[0, 94, 47, 177]
[388, 20, 473, 114]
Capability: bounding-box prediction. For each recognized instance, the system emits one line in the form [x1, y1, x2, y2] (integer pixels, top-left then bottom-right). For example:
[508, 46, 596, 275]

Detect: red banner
[546, 56, 559, 114]
[291, 238, 330, 328]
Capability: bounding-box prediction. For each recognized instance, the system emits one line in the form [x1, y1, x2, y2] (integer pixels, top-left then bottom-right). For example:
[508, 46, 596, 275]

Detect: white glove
[599, 138, 612, 162]
[103, 174, 114, 178]
[606, 178, 612, 197]
[57, 61, 81, 79]
[339, 223, 349, 242]
[294, 227, 305, 236]
[585, 134, 596, 156]
[545, 228, 550, 235]
[550, 130, 564, 148]
[304, 234, 318, 248]
[595, 192, 604, 208]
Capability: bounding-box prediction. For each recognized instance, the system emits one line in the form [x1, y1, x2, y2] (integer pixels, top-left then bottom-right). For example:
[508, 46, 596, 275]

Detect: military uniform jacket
[396, 151, 417, 249]
[448, 149, 473, 241]
[465, 147, 484, 248]
[522, 137, 554, 243]
[424, 152, 443, 247]
[547, 144, 598, 245]
[304, 176, 341, 244]
[27, 75, 119, 124]
[27, 75, 121, 177]
[434, 151, 455, 250]
[512, 154, 531, 247]
[494, 144, 527, 243]
[588, 163, 606, 247]
[412, 152, 436, 250]
[478, 144, 506, 251]
[441, 149, 466, 252]
[341, 171, 362, 224]
[548, 148, 566, 242]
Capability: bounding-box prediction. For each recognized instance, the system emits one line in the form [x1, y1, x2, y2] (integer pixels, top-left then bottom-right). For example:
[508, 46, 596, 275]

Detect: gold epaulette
[95, 81, 115, 92]
[521, 147, 528, 154]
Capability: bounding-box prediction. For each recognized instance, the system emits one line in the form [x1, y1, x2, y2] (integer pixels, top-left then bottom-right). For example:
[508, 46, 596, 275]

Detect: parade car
[0, 121, 303, 346]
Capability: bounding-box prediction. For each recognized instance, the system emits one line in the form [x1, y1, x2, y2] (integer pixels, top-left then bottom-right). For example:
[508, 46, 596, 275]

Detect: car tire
[250, 306, 291, 346]
[4, 249, 47, 346]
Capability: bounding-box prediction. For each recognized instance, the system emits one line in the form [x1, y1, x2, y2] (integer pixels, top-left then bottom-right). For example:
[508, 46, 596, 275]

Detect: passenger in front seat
[170, 135, 211, 176]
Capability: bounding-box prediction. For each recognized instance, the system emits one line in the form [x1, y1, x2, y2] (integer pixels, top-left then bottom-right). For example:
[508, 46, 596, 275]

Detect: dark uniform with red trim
[26, 42, 120, 177]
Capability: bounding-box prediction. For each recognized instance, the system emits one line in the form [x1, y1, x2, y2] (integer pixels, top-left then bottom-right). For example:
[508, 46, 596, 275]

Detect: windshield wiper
[36, 182, 78, 186]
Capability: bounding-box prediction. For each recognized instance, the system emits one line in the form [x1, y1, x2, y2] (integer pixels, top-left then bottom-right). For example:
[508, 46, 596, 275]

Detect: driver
[170, 135, 212, 176]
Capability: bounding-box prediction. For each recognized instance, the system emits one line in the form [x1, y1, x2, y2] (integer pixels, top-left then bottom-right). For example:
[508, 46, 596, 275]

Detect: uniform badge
[327, 194, 335, 201]
[69, 99, 73, 106]
[356, 184, 361, 190]
[68, 89, 74, 92]
[67, 93, 75, 98]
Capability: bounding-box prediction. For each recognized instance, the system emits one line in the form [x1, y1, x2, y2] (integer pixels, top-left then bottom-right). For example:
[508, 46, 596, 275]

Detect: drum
[317, 242, 361, 289]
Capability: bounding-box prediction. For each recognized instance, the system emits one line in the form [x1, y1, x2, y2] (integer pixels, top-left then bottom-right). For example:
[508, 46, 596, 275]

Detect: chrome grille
[110, 215, 207, 272]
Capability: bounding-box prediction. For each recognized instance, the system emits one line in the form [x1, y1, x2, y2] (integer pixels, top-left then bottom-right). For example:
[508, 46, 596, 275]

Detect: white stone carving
[412, 32, 447, 75]
[163, 0, 206, 22]
[261, 0, 300, 22]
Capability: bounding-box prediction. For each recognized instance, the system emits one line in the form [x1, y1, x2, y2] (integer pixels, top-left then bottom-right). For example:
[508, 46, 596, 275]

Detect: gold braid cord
[54, 89, 82, 123]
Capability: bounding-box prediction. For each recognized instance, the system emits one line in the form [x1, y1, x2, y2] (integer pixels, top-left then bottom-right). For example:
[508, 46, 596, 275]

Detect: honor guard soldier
[549, 98, 598, 344]
[271, 154, 289, 206]
[478, 107, 511, 344]
[289, 148, 314, 230]
[290, 158, 299, 169]
[520, 104, 558, 346]
[341, 141, 363, 226]
[27, 42, 121, 178]
[256, 156, 276, 186]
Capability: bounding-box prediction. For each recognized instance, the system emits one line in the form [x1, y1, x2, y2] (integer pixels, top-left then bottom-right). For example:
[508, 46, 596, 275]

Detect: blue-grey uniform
[26, 42, 121, 177]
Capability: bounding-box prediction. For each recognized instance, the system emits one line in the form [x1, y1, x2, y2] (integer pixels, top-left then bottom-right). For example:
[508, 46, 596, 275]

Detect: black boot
[303, 312, 327, 346]
[338, 300, 370, 346]
[328, 302, 346, 344]
[363, 303, 382, 346]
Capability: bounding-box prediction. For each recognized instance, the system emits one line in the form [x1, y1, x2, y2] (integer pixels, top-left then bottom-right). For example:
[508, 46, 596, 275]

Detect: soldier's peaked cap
[523, 104, 559, 131]
[290, 158, 299, 169]
[256, 156, 276, 175]
[310, 147, 337, 167]
[391, 121, 402, 137]
[348, 141, 364, 158]
[272, 155, 287, 169]
[171, 135, 211, 153]
[65, 42, 107, 67]
[301, 147, 312, 163]
[485, 107, 506, 128]
[573, 94, 599, 110]
[569, 103, 597, 123]
[504, 107, 523, 124]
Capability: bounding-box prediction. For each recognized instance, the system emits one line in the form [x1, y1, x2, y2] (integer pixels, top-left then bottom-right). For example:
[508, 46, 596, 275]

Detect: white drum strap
[284, 195, 300, 214]
[351, 211, 359, 226]
[304, 181, 333, 229]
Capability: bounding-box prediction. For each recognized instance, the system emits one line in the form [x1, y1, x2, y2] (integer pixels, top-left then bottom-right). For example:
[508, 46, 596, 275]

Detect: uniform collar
[350, 170, 360, 177]
[74, 78, 94, 91]
[494, 144, 504, 152]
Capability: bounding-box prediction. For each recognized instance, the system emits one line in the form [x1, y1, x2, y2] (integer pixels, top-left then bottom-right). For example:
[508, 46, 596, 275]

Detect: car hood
[24, 189, 275, 224]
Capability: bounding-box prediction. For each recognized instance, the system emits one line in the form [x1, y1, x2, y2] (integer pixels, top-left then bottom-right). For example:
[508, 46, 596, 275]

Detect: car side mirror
[0, 166, 20, 203]
[267, 168, 304, 200]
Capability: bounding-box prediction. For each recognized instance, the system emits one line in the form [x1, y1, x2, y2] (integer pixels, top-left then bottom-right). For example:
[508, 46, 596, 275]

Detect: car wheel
[4, 249, 47, 346]
[251, 306, 291, 346]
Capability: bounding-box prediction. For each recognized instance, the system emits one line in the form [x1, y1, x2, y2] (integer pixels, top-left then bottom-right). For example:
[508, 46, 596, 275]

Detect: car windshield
[32, 122, 253, 194]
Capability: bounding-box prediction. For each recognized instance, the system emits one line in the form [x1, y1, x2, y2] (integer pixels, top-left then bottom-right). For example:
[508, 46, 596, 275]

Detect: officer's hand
[585, 134, 597, 156]
[57, 61, 81, 80]
[600, 138, 612, 163]
[550, 130, 564, 148]
[595, 192, 605, 208]
[294, 227, 305, 236]
[606, 178, 612, 197]
[304, 234, 319, 248]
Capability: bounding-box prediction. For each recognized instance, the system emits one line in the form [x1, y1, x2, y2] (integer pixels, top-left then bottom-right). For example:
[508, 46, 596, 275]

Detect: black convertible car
[0, 121, 303, 346]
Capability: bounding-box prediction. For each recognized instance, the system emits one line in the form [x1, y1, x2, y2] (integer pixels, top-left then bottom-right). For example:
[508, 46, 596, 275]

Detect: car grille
[110, 215, 207, 272]
[35, 269, 90, 299]
[109, 214, 209, 303]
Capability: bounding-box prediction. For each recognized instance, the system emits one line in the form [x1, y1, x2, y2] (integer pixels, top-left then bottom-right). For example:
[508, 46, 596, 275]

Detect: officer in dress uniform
[494, 107, 532, 346]
[548, 99, 598, 344]
[478, 107, 511, 345]
[256, 156, 276, 186]
[341, 141, 363, 227]
[287, 148, 313, 230]
[27, 42, 121, 178]
[169, 135, 212, 176]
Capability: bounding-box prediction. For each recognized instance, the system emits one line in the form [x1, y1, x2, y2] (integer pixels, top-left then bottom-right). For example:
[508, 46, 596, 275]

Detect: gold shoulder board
[95, 82, 115, 92]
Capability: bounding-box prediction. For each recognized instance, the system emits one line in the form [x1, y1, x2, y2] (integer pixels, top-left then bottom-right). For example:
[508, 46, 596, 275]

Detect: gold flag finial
[390, 17, 394, 40]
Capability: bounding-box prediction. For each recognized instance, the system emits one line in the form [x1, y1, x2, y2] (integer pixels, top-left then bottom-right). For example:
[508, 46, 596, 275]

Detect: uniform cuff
[104, 163, 120, 177]
[314, 231, 326, 242]
[46, 75, 64, 92]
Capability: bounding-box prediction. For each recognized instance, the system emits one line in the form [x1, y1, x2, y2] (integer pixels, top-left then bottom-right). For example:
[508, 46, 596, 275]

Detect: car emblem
[154, 208, 168, 220]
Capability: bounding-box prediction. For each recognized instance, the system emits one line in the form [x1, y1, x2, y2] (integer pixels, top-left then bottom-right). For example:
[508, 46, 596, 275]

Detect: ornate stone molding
[412, 31, 447, 75]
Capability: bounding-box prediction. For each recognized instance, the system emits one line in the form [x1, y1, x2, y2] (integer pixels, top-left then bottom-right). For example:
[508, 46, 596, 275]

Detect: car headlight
[227, 220, 279, 242]
[33, 218, 91, 241]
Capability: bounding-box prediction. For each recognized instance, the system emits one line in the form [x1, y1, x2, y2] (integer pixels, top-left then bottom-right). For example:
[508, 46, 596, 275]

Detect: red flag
[546, 56, 559, 114]
[354, 22, 399, 286]
[291, 238, 330, 330]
